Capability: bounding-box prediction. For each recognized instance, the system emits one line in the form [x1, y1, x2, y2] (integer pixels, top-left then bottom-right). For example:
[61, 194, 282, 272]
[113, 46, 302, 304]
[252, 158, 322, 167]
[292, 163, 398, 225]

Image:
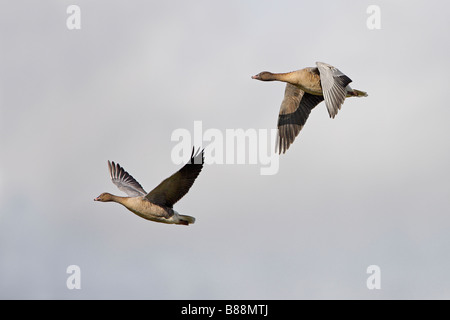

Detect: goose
[94, 147, 204, 225]
[252, 62, 368, 154]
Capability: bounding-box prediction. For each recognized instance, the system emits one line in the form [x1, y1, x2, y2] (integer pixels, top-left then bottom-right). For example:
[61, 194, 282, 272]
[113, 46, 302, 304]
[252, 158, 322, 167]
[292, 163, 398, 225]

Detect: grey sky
[1, 0, 450, 299]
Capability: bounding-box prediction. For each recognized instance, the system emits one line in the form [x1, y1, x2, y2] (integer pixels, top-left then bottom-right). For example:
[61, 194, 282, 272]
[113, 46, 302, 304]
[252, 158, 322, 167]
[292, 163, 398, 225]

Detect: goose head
[94, 192, 114, 202]
[251, 71, 274, 81]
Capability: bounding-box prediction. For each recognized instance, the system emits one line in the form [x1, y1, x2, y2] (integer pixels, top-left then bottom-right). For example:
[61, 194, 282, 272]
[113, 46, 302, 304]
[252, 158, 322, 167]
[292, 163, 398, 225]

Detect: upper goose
[252, 62, 368, 154]
[94, 147, 204, 225]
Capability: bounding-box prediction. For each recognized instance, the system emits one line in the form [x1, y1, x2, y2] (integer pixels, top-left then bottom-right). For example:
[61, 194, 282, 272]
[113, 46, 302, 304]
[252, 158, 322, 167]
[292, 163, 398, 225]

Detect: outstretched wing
[145, 147, 204, 208]
[276, 83, 324, 154]
[108, 161, 147, 197]
[316, 62, 352, 119]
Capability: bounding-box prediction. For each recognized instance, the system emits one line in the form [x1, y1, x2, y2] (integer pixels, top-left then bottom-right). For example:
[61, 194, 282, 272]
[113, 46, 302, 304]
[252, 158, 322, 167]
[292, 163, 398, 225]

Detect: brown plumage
[252, 62, 368, 154]
[94, 147, 204, 225]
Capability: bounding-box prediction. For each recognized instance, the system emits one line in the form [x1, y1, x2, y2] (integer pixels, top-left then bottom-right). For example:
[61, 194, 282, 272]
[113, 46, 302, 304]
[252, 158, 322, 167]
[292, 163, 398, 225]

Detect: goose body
[252, 62, 367, 154]
[94, 148, 204, 225]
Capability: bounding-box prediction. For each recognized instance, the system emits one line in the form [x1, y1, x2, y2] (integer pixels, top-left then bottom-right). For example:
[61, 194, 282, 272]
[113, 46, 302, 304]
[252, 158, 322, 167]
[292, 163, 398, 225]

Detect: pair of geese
[95, 62, 368, 225]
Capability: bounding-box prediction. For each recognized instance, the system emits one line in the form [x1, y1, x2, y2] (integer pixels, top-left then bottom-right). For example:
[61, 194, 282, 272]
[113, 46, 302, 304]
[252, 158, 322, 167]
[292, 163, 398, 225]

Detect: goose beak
[251, 75, 257, 79]
[94, 197, 99, 201]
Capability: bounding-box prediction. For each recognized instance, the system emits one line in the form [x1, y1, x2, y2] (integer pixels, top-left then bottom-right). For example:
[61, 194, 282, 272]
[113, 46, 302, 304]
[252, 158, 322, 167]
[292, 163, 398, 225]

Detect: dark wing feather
[108, 161, 147, 197]
[145, 147, 204, 208]
[276, 84, 324, 154]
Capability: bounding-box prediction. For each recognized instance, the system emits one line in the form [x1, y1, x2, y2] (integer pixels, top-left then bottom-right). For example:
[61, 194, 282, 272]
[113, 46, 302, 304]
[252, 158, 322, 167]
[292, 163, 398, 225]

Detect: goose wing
[145, 148, 204, 208]
[108, 161, 147, 197]
[276, 83, 324, 154]
[316, 62, 352, 119]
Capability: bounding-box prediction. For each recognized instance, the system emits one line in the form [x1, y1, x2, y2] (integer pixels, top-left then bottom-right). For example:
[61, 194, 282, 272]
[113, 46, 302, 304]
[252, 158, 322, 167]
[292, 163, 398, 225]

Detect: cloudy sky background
[1, 0, 450, 299]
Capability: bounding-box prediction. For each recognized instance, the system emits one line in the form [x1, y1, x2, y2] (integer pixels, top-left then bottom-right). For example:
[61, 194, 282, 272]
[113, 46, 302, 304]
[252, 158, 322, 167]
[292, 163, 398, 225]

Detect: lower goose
[94, 147, 204, 225]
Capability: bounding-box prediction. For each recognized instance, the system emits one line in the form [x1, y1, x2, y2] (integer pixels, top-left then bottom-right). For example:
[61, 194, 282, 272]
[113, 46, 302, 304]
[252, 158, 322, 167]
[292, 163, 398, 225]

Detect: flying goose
[94, 147, 204, 225]
[252, 62, 368, 154]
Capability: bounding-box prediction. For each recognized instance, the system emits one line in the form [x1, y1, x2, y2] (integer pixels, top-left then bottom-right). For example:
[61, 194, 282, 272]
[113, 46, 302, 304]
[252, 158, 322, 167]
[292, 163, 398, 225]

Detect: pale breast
[121, 197, 174, 221]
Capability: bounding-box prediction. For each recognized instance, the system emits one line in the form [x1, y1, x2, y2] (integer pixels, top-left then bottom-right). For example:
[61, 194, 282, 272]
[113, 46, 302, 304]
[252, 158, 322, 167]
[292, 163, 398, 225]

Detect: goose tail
[350, 89, 368, 97]
[177, 214, 196, 226]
